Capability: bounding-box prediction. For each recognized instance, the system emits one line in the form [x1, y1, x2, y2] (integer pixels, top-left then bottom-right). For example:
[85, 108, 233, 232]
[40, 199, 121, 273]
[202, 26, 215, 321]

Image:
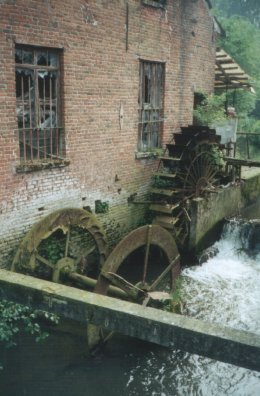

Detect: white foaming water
[125, 219, 260, 395]
[182, 220, 260, 333]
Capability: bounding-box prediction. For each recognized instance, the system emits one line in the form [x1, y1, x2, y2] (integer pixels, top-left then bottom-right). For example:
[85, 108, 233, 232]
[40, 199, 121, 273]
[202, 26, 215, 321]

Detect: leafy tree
[221, 17, 260, 132]
[219, 17, 260, 88]
[193, 93, 227, 126]
[211, 0, 260, 27]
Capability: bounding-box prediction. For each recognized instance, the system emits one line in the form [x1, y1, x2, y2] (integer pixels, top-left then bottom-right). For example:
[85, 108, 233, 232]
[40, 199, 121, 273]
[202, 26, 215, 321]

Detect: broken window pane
[15, 49, 22, 64]
[15, 45, 63, 162]
[16, 68, 35, 129]
[48, 52, 58, 67]
[38, 71, 57, 128]
[37, 51, 48, 66]
[22, 49, 33, 64]
[15, 48, 33, 64]
[144, 64, 151, 103]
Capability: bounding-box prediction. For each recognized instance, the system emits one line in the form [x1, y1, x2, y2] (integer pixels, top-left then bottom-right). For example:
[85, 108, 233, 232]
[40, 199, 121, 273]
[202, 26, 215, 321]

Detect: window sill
[135, 151, 160, 160]
[16, 159, 70, 173]
[142, 0, 166, 9]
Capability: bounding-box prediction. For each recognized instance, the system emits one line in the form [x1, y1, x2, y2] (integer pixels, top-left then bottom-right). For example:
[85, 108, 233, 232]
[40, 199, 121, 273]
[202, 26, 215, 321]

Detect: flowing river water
[1, 219, 260, 395]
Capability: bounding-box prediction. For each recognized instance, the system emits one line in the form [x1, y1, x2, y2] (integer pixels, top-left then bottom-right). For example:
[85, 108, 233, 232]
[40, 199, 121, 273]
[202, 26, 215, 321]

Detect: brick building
[0, 0, 217, 266]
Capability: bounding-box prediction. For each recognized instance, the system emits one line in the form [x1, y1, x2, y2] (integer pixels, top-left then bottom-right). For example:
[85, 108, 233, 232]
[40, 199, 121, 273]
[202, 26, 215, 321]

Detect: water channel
[1, 219, 260, 395]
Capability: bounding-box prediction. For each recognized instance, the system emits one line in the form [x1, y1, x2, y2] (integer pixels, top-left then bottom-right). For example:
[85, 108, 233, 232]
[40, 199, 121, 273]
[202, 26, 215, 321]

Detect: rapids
[125, 219, 260, 395]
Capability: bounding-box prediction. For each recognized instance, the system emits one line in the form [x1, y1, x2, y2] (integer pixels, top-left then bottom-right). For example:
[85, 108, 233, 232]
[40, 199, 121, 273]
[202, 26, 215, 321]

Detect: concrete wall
[0, 0, 216, 265]
[189, 171, 260, 252]
[1, 269, 259, 372]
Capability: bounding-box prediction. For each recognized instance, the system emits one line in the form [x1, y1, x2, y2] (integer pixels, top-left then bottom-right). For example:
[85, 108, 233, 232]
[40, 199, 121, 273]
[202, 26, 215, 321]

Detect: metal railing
[235, 132, 260, 160]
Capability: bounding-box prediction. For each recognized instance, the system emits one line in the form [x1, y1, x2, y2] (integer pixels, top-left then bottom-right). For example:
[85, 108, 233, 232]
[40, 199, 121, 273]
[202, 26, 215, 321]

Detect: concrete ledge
[189, 170, 260, 252]
[0, 270, 259, 372]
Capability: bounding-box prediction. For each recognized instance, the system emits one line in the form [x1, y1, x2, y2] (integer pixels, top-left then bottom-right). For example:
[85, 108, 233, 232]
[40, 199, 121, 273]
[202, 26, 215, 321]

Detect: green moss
[95, 200, 109, 214]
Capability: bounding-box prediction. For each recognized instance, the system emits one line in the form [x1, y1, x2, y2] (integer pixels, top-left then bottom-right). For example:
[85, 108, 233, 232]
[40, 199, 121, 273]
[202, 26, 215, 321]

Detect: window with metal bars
[138, 61, 165, 152]
[15, 45, 64, 163]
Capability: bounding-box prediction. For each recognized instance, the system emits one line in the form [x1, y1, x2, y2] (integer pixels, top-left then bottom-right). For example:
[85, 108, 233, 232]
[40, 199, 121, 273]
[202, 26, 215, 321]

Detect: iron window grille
[15, 45, 64, 163]
[138, 61, 165, 152]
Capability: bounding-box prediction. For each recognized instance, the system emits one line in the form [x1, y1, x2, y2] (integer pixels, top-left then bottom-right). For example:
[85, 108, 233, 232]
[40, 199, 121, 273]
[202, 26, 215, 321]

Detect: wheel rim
[94, 224, 180, 299]
[11, 208, 108, 282]
[180, 150, 221, 198]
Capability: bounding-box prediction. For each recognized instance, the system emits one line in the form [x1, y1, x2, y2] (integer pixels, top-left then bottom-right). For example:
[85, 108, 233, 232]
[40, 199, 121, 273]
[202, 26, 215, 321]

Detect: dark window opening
[138, 61, 165, 152]
[15, 45, 64, 163]
[142, 0, 167, 9]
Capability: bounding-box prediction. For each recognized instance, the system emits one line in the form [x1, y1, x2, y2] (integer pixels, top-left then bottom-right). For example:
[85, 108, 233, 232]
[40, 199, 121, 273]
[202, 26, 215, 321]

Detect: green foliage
[211, 0, 260, 27]
[95, 200, 109, 214]
[152, 175, 173, 189]
[211, 8, 260, 135]
[148, 147, 164, 156]
[193, 93, 227, 126]
[206, 145, 225, 168]
[162, 278, 184, 314]
[38, 231, 66, 264]
[227, 90, 256, 118]
[0, 299, 59, 348]
[238, 116, 260, 133]
[236, 133, 260, 160]
[219, 17, 260, 88]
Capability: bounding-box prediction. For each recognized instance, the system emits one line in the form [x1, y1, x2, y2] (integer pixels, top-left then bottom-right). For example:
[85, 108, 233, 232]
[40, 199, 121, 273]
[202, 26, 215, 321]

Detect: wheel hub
[195, 177, 209, 196]
[52, 257, 76, 283]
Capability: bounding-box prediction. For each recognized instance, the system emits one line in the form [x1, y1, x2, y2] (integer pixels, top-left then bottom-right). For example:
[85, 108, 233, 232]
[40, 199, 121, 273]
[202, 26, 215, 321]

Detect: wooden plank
[154, 172, 177, 179]
[225, 157, 260, 167]
[153, 215, 179, 229]
[0, 269, 259, 372]
[150, 188, 177, 197]
[159, 156, 180, 161]
[150, 203, 179, 214]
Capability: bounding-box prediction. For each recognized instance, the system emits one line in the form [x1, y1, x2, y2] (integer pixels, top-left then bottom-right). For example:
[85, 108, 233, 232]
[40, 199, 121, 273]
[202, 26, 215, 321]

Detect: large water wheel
[150, 125, 226, 247]
[95, 224, 180, 298]
[89, 224, 180, 349]
[11, 208, 108, 282]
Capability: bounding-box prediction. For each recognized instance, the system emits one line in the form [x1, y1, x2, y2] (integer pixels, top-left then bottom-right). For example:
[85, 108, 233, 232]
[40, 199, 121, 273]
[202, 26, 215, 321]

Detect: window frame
[137, 60, 165, 156]
[15, 44, 66, 170]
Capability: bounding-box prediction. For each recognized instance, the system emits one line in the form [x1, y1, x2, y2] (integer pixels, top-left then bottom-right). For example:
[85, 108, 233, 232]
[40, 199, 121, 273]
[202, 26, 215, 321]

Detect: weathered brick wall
[0, 0, 216, 266]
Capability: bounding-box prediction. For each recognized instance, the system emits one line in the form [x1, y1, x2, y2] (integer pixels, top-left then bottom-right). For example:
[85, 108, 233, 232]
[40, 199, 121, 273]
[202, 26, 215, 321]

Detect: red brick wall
[0, 0, 216, 265]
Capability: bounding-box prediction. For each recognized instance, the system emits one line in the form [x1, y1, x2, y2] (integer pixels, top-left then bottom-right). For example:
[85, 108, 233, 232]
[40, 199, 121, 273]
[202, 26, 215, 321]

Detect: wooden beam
[0, 270, 259, 372]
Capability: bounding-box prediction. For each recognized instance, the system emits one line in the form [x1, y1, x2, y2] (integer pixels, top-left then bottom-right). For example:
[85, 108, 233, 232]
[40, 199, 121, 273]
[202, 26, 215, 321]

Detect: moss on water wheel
[11, 208, 108, 282]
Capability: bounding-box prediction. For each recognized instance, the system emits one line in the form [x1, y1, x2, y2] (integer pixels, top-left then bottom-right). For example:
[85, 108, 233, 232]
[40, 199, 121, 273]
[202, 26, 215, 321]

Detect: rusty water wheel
[95, 224, 180, 298]
[11, 208, 108, 283]
[182, 150, 221, 198]
[87, 224, 180, 350]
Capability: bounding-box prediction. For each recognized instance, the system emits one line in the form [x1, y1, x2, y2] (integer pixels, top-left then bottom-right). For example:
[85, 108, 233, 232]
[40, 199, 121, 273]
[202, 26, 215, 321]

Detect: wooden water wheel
[149, 125, 226, 247]
[95, 224, 180, 298]
[88, 224, 180, 350]
[11, 208, 108, 282]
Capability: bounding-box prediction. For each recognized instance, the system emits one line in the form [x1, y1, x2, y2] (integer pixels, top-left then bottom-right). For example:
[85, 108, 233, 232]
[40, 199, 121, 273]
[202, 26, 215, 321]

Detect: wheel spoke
[207, 168, 218, 181]
[143, 225, 152, 283]
[36, 254, 54, 269]
[74, 245, 96, 266]
[148, 254, 180, 291]
[65, 227, 70, 257]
